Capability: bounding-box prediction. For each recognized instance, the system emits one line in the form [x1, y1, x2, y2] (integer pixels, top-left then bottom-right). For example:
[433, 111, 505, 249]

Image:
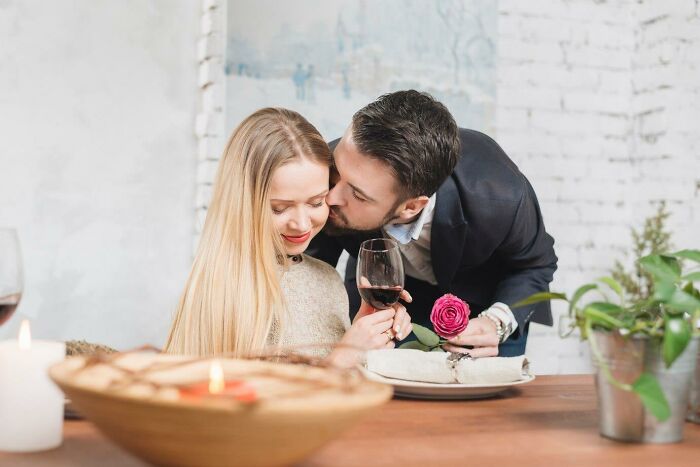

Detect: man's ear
[396, 195, 430, 222]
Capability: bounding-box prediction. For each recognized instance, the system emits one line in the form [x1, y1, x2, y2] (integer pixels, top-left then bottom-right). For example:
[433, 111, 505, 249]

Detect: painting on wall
[225, 0, 497, 139]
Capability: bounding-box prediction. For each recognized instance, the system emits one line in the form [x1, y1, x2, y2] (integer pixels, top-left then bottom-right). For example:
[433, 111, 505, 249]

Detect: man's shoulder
[448, 128, 527, 204]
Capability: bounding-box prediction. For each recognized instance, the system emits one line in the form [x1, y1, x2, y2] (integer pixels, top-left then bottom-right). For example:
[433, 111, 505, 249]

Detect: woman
[164, 108, 411, 365]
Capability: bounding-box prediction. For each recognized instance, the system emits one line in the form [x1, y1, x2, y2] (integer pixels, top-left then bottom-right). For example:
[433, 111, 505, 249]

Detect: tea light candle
[0, 320, 65, 452]
[179, 360, 257, 403]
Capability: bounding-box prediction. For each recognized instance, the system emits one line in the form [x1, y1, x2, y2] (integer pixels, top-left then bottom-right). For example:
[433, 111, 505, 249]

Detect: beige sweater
[269, 254, 350, 357]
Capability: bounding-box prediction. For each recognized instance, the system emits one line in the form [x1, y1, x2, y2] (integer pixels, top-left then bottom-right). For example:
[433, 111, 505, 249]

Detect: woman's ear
[396, 195, 430, 222]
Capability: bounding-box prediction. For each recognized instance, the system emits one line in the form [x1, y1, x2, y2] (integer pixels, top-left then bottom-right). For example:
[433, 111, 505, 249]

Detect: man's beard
[324, 206, 400, 236]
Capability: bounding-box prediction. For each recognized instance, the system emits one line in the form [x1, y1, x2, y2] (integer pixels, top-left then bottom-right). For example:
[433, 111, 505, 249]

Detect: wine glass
[0, 228, 23, 326]
[356, 238, 404, 310]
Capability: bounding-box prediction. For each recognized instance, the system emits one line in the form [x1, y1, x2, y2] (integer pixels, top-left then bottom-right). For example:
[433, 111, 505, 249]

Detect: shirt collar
[383, 194, 436, 245]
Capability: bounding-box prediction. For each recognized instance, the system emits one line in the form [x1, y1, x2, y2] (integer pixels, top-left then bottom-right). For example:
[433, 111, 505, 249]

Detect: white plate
[363, 371, 536, 400]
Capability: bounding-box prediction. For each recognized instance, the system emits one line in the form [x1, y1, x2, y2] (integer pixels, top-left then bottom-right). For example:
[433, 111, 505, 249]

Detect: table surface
[2, 375, 700, 466]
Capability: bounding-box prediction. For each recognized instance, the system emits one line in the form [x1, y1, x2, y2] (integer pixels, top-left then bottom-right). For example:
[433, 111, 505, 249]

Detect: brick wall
[497, 0, 700, 373]
[195, 0, 700, 374]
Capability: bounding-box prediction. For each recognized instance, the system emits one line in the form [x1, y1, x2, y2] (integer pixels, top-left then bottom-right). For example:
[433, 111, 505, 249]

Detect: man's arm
[492, 177, 558, 336]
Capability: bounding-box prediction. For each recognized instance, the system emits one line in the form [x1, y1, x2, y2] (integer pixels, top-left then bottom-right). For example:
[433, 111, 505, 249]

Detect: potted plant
[515, 247, 700, 443]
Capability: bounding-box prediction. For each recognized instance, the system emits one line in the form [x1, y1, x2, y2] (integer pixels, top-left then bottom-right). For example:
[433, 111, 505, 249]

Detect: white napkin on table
[366, 349, 531, 384]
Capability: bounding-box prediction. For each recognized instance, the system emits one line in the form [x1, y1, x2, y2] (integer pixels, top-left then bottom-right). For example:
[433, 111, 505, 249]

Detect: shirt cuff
[486, 302, 518, 338]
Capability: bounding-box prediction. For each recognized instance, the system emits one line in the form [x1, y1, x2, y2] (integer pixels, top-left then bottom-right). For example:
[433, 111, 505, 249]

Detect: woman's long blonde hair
[164, 108, 331, 356]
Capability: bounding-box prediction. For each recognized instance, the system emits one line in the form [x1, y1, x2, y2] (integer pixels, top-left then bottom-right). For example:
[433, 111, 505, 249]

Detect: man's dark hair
[351, 90, 460, 199]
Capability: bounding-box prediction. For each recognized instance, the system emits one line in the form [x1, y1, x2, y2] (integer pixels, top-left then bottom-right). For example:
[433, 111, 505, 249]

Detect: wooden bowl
[50, 352, 392, 467]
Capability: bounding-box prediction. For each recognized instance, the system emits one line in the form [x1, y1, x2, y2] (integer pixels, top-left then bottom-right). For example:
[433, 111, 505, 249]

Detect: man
[309, 90, 557, 357]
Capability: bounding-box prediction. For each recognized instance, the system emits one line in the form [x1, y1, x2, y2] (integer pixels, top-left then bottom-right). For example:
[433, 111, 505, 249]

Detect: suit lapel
[431, 176, 468, 290]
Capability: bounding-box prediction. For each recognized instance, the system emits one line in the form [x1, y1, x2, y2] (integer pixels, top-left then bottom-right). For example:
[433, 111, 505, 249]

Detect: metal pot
[591, 331, 698, 443]
[687, 340, 700, 423]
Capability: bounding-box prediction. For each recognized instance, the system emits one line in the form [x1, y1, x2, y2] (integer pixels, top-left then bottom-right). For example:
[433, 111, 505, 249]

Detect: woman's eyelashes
[271, 199, 325, 215]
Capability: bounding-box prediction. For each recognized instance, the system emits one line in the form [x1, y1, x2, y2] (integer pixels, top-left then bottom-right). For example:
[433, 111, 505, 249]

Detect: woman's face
[269, 157, 330, 256]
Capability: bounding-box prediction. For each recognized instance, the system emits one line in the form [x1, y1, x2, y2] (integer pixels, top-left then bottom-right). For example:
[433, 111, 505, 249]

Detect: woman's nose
[289, 210, 311, 232]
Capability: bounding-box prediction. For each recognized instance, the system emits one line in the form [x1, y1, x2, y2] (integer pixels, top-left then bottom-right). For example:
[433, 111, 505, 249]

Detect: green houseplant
[514, 249, 700, 443]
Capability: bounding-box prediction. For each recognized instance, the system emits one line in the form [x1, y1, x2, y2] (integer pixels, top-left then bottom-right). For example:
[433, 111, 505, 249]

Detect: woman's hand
[343, 308, 397, 351]
[354, 288, 413, 341]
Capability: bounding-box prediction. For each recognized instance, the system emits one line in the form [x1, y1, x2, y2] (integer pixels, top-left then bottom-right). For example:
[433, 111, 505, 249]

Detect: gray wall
[0, 1, 199, 348]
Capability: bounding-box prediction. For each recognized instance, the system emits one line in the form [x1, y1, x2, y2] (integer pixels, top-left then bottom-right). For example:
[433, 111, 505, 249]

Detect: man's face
[325, 127, 403, 233]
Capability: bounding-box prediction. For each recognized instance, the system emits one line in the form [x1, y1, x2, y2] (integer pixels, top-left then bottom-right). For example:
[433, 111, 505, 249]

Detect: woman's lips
[282, 232, 311, 244]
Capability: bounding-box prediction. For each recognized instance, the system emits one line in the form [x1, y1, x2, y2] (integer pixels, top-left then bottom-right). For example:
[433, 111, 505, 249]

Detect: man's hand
[443, 316, 499, 358]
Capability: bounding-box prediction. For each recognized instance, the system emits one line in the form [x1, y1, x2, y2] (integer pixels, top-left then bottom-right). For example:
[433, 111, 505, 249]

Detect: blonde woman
[164, 108, 412, 366]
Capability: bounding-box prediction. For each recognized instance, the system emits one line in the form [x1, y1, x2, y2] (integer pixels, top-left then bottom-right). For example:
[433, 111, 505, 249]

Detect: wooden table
[2, 375, 699, 466]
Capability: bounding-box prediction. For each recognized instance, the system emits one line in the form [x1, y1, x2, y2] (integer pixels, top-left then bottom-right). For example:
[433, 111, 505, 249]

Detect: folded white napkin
[366, 349, 531, 384]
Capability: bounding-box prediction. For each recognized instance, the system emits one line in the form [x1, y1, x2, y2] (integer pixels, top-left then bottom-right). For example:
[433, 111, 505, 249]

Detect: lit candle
[179, 359, 257, 403]
[0, 320, 65, 452]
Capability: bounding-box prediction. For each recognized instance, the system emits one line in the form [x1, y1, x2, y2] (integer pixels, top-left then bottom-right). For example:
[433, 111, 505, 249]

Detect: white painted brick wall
[193, 0, 700, 375]
[498, 0, 700, 374]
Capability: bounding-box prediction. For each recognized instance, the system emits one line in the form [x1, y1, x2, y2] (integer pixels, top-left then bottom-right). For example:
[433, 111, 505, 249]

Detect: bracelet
[479, 310, 506, 344]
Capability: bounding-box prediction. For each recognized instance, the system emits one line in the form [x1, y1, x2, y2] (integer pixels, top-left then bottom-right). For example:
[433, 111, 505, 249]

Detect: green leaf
[671, 249, 700, 264]
[681, 271, 700, 282]
[586, 302, 625, 315]
[411, 324, 440, 347]
[569, 283, 597, 314]
[663, 315, 692, 368]
[430, 346, 445, 352]
[597, 277, 624, 299]
[583, 303, 626, 329]
[512, 292, 568, 308]
[632, 373, 670, 422]
[398, 340, 430, 351]
[655, 284, 700, 313]
[639, 254, 681, 283]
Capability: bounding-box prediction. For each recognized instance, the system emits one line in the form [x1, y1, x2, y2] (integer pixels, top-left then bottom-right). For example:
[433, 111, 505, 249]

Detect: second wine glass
[356, 238, 404, 310]
[0, 228, 23, 327]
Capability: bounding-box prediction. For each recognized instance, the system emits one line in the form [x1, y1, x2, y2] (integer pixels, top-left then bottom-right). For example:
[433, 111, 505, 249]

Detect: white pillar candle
[0, 320, 65, 452]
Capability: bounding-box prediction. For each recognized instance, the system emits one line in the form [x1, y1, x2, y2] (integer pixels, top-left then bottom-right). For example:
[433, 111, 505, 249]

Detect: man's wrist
[479, 302, 518, 344]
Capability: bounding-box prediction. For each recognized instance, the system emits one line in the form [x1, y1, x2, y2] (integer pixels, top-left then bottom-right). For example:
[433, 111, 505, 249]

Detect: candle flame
[209, 360, 225, 394]
[18, 319, 31, 350]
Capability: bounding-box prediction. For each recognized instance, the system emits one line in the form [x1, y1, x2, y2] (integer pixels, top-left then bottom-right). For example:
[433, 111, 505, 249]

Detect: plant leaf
[512, 292, 568, 308]
[663, 315, 692, 368]
[583, 303, 626, 329]
[639, 254, 681, 283]
[681, 271, 700, 282]
[569, 283, 597, 314]
[632, 373, 670, 422]
[597, 277, 624, 299]
[655, 284, 700, 313]
[411, 324, 440, 347]
[398, 340, 430, 351]
[430, 346, 445, 352]
[671, 249, 700, 264]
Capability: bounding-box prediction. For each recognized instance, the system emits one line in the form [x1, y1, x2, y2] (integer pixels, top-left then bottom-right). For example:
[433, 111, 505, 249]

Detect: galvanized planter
[687, 342, 700, 424]
[591, 331, 699, 443]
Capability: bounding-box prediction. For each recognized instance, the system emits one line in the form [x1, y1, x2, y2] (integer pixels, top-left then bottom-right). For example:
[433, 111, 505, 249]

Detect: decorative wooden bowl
[50, 352, 391, 467]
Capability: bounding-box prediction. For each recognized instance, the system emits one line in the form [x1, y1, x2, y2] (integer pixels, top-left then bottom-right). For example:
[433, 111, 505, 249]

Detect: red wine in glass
[358, 285, 403, 310]
[0, 293, 21, 326]
[356, 238, 404, 310]
[0, 228, 23, 326]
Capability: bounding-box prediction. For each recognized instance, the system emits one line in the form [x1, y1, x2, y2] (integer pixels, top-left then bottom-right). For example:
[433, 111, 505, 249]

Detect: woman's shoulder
[299, 254, 343, 280]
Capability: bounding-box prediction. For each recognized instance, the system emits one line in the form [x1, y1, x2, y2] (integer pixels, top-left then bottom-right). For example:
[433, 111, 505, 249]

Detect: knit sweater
[269, 254, 350, 357]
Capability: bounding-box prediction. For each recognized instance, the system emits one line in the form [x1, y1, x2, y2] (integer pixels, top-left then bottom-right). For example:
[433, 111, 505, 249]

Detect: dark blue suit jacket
[308, 129, 558, 340]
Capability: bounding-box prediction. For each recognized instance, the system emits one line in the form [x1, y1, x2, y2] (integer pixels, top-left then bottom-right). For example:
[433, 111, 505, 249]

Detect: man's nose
[326, 183, 345, 207]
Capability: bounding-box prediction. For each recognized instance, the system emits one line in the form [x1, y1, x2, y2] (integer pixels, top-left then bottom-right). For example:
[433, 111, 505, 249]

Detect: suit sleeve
[493, 178, 558, 334]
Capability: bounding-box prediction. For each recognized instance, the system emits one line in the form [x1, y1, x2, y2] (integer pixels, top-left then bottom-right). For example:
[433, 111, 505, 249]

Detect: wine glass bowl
[356, 238, 404, 310]
[0, 228, 23, 326]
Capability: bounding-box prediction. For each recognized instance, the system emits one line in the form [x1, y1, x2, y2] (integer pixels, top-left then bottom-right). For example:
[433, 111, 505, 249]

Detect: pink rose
[430, 294, 470, 339]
